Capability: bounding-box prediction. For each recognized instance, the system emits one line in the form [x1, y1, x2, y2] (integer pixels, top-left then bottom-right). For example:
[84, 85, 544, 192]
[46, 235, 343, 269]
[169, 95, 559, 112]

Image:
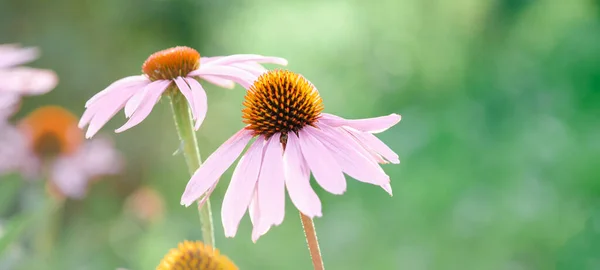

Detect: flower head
[156, 240, 238, 270]
[0, 106, 123, 199]
[79, 46, 287, 138]
[0, 44, 58, 119]
[181, 70, 401, 242]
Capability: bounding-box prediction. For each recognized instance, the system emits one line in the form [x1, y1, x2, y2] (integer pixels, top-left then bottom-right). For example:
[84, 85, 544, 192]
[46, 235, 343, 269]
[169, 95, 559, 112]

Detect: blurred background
[1, 0, 600, 269]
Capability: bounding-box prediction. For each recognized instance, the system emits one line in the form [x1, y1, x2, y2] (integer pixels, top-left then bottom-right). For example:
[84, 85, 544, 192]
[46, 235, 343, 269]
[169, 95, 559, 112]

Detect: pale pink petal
[78, 137, 123, 176]
[124, 83, 153, 117]
[0, 45, 38, 68]
[180, 129, 254, 207]
[199, 75, 235, 89]
[0, 123, 28, 174]
[51, 157, 89, 199]
[348, 130, 399, 164]
[298, 128, 346, 195]
[248, 188, 269, 242]
[311, 124, 392, 195]
[231, 62, 267, 77]
[83, 88, 142, 138]
[319, 113, 401, 133]
[283, 132, 322, 217]
[173, 77, 196, 116]
[0, 67, 58, 95]
[255, 134, 286, 238]
[115, 80, 171, 133]
[203, 54, 288, 66]
[85, 76, 150, 108]
[184, 78, 208, 130]
[0, 93, 19, 119]
[189, 66, 256, 89]
[222, 137, 265, 237]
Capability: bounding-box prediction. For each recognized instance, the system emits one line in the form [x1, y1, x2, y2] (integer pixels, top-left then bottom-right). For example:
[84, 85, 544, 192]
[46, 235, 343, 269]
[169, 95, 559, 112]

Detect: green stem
[168, 91, 215, 247]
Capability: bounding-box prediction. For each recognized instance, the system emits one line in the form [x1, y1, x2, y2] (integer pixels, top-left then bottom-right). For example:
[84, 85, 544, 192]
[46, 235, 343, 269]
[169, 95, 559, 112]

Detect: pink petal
[203, 54, 288, 66]
[348, 130, 399, 164]
[78, 137, 123, 176]
[231, 62, 267, 77]
[83, 87, 142, 138]
[222, 137, 265, 237]
[255, 134, 286, 237]
[180, 129, 254, 207]
[0, 93, 19, 119]
[0, 45, 38, 68]
[311, 124, 392, 195]
[173, 77, 196, 116]
[0, 67, 58, 95]
[319, 113, 401, 133]
[283, 132, 322, 218]
[248, 188, 269, 242]
[0, 123, 28, 174]
[198, 75, 235, 89]
[115, 80, 170, 133]
[298, 129, 347, 195]
[85, 76, 149, 108]
[124, 83, 151, 117]
[51, 156, 88, 199]
[189, 66, 256, 89]
[184, 78, 208, 130]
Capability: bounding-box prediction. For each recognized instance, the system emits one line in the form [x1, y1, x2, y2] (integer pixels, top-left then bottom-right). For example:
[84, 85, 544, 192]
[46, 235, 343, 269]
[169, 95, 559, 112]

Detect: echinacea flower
[156, 240, 238, 270]
[181, 70, 401, 242]
[79, 46, 287, 138]
[0, 44, 58, 119]
[0, 106, 122, 199]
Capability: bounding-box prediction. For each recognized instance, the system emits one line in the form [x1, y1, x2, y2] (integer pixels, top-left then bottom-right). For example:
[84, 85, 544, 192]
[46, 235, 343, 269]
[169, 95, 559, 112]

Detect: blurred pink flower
[79, 46, 287, 138]
[0, 106, 123, 199]
[180, 70, 401, 242]
[0, 44, 58, 119]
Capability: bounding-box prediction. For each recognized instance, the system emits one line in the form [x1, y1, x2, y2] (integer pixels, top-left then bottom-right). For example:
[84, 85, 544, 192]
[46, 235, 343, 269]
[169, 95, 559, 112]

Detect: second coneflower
[79, 46, 287, 138]
[181, 70, 400, 241]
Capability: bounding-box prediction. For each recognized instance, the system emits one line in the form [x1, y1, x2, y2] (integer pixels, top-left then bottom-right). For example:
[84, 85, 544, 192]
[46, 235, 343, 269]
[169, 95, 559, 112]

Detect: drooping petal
[283, 132, 322, 218]
[0, 93, 19, 119]
[115, 80, 171, 133]
[231, 62, 267, 77]
[202, 54, 288, 66]
[50, 156, 88, 199]
[83, 87, 142, 138]
[254, 134, 286, 238]
[0, 123, 28, 174]
[180, 129, 254, 207]
[222, 137, 265, 237]
[124, 83, 152, 117]
[184, 77, 208, 130]
[248, 188, 269, 242]
[319, 113, 401, 133]
[189, 66, 257, 89]
[0, 45, 38, 68]
[173, 77, 196, 115]
[198, 75, 235, 89]
[347, 129, 400, 164]
[311, 124, 392, 195]
[0, 67, 58, 95]
[85, 76, 150, 108]
[298, 129, 347, 195]
[78, 137, 123, 177]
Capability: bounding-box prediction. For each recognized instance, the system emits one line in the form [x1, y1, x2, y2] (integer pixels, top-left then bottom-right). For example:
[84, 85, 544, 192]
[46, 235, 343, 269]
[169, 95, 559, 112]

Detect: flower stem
[168, 91, 215, 247]
[300, 212, 325, 270]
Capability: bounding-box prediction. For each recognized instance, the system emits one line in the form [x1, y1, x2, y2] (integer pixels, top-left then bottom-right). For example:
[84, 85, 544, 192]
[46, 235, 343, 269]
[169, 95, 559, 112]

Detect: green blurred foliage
[1, 0, 600, 269]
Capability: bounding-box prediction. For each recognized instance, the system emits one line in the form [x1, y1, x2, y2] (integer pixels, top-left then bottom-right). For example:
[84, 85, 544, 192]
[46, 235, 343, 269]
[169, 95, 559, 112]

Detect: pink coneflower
[0, 44, 58, 119]
[0, 106, 122, 199]
[79, 46, 288, 138]
[180, 70, 401, 242]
